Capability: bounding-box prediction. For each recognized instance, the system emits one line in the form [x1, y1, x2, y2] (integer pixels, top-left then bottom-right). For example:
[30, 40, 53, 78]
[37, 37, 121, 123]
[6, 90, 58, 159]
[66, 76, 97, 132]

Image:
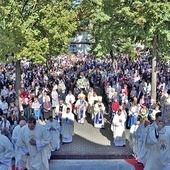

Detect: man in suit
[137, 85, 144, 103]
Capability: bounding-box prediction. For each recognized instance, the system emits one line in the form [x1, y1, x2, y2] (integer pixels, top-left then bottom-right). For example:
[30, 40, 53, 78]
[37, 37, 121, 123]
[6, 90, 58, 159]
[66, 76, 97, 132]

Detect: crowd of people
[0, 50, 170, 169]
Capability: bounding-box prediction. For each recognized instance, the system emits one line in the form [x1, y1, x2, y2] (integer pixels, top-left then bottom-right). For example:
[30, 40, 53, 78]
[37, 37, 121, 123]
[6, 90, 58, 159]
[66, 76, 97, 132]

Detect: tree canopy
[0, 0, 77, 63]
[79, 0, 170, 59]
[74, 0, 170, 100]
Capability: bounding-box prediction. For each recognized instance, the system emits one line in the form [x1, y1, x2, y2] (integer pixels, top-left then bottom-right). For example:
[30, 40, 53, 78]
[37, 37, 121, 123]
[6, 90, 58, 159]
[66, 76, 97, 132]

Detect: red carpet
[12, 159, 144, 170]
[125, 159, 144, 170]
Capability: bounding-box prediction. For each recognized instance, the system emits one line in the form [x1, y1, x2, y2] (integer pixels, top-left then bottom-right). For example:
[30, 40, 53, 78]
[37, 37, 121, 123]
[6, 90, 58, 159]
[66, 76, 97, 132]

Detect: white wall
[69, 31, 92, 54]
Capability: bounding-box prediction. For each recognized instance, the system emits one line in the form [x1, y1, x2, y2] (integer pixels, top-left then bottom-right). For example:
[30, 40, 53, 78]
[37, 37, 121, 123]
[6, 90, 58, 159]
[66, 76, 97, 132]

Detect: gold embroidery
[29, 134, 36, 141]
[159, 139, 167, 151]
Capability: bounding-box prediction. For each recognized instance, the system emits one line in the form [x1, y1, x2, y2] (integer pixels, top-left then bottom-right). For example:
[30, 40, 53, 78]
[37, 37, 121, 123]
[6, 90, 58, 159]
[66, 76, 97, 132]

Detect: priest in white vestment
[129, 121, 139, 158]
[45, 116, 61, 151]
[0, 133, 14, 170]
[88, 92, 98, 121]
[61, 108, 74, 143]
[12, 120, 27, 170]
[16, 117, 51, 170]
[54, 100, 67, 123]
[135, 120, 150, 165]
[93, 96, 105, 128]
[111, 108, 126, 146]
[65, 91, 75, 112]
[75, 94, 88, 124]
[51, 86, 59, 117]
[51, 86, 59, 107]
[144, 112, 170, 170]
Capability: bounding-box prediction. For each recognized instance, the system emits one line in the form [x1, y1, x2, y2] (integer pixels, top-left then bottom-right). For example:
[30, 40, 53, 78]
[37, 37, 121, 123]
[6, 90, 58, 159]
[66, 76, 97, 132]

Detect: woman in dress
[128, 102, 138, 128]
[43, 96, 52, 120]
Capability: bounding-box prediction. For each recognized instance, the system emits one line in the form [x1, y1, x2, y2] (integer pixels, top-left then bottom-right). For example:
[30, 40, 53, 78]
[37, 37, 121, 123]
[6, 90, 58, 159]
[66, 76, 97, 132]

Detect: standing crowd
[0, 50, 170, 170]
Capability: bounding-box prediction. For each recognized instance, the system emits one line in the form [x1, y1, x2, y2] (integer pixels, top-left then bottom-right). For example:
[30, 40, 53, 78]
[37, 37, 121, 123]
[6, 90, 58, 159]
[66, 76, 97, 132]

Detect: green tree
[85, 0, 170, 100]
[74, 0, 111, 57]
[0, 0, 77, 109]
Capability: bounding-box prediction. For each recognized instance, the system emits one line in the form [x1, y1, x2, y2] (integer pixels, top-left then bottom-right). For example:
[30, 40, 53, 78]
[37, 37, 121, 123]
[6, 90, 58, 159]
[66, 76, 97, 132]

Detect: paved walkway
[52, 86, 133, 159]
[52, 113, 132, 159]
[49, 160, 136, 170]
[12, 159, 143, 170]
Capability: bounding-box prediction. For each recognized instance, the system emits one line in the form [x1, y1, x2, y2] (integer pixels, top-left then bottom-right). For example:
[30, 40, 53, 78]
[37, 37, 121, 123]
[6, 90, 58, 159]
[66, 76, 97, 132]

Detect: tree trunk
[151, 36, 157, 101]
[15, 60, 22, 112]
[110, 50, 114, 69]
[110, 49, 114, 60]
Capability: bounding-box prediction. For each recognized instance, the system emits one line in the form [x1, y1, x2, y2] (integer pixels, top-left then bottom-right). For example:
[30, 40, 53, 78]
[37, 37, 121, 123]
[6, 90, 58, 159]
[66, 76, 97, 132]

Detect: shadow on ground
[52, 114, 132, 159]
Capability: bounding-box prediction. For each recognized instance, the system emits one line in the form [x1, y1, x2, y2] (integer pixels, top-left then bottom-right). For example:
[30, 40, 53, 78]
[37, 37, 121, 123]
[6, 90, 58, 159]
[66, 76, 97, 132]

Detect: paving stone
[52, 113, 133, 159]
[49, 160, 135, 170]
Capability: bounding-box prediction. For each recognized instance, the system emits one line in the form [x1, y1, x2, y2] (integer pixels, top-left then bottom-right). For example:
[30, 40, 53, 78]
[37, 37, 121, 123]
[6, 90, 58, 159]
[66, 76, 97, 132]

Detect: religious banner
[162, 101, 170, 125]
